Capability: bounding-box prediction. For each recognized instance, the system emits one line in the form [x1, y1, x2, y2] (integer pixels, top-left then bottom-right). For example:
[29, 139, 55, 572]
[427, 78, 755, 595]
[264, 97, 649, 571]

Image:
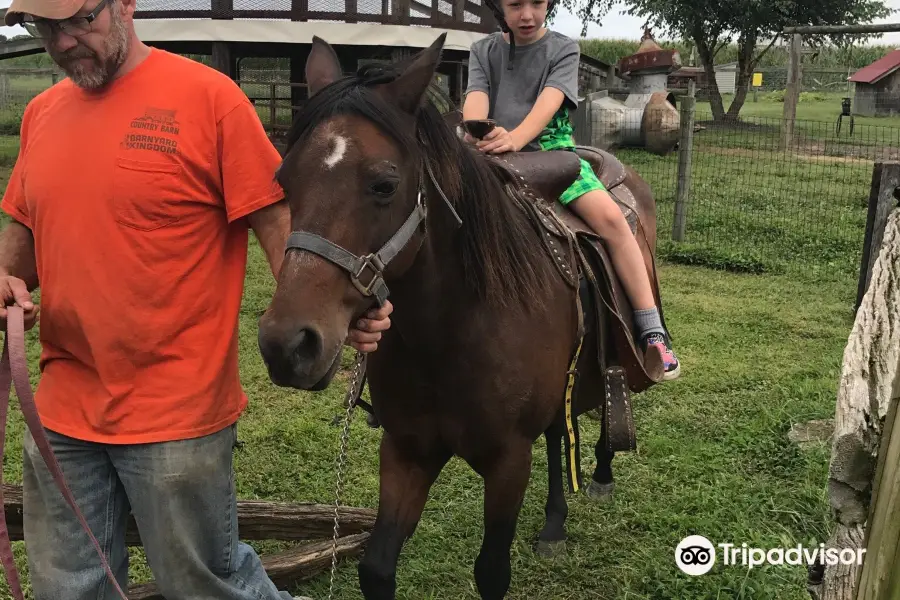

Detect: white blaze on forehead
[323, 134, 348, 169]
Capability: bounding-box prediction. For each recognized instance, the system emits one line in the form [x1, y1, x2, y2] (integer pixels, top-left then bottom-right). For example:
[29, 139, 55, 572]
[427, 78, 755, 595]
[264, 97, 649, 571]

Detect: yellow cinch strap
[564, 333, 583, 493]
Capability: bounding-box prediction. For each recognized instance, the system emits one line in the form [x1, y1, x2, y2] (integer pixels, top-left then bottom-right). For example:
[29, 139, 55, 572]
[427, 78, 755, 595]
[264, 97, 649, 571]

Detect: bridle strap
[283, 162, 459, 307]
[372, 193, 429, 266]
[0, 306, 129, 600]
[285, 191, 428, 307]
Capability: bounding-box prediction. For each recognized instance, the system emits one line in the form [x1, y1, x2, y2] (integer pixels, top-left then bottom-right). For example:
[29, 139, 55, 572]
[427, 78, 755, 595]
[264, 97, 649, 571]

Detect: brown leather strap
[0, 305, 129, 600]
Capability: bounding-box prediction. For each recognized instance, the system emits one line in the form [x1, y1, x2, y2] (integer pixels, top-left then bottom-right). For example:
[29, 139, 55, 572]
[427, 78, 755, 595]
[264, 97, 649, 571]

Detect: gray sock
[634, 307, 666, 340]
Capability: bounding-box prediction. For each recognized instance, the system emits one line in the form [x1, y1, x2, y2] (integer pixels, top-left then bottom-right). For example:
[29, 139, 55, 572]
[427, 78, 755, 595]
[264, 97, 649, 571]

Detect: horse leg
[587, 426, 616, 502]
[535, 422, 567, 557]
[473, 440, 532, 600]
[358, 433, 449, 600]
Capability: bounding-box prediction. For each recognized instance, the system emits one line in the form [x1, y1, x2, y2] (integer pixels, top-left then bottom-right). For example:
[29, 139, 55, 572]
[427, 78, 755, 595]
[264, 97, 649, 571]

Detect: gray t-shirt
[465, 30, 581, 150]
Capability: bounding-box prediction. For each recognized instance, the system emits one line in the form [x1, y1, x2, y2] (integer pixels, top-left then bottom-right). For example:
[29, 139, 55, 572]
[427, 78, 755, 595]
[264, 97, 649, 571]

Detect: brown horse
[257, 34, 660, 599]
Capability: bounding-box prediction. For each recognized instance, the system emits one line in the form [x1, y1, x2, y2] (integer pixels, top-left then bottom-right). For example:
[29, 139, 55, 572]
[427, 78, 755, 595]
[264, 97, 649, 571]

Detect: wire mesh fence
[585, 89, 894, 277]
[236, 58, 298, 144]
[0, 68, 62, 135]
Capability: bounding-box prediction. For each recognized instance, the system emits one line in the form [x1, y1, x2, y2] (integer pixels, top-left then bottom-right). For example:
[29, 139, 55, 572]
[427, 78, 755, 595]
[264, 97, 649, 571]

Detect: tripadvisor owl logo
[674, 535, 867, 576]
[675, 535, 716, 576]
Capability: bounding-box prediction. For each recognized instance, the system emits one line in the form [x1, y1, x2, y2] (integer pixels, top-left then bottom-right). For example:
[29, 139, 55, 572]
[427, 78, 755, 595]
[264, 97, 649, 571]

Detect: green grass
[694, 92, 900, 155]
[0, 136, 20, 168]
[0, 199, 857, 598]
[701, 91, 900, 128]
[620, 140, 871, 275]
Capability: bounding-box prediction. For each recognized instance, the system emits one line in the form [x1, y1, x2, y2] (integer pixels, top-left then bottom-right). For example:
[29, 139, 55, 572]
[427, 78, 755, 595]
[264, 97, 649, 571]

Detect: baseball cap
[4, 0, 84, 26]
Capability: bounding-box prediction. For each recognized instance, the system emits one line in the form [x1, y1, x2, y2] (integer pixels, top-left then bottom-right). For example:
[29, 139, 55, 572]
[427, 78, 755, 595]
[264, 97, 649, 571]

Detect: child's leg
[560, 160, 680, 380]
[569, 188, 656, 310]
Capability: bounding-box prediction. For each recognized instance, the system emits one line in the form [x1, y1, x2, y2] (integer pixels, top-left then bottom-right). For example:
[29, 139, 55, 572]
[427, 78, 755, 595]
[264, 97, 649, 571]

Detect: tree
[561, 0, 893, 121]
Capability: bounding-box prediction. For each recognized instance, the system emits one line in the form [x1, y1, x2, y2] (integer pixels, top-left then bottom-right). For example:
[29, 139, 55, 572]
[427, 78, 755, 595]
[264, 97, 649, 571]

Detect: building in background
[848, 49, 900, 117]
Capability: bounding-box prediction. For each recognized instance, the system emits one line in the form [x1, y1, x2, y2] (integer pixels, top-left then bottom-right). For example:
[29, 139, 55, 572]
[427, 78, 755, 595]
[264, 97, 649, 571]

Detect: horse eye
[370, 179, 398, 198]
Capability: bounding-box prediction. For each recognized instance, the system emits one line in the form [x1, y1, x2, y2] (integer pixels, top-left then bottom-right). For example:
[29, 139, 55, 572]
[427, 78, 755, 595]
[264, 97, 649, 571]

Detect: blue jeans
[22, 423, 299, 600]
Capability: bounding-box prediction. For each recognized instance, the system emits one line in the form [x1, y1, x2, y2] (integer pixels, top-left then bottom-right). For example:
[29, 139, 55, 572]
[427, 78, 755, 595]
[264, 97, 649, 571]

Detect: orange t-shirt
[1, 48, 285, 444]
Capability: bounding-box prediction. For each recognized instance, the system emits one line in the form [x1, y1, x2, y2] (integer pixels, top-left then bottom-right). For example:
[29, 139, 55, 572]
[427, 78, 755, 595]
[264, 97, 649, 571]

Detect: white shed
[714, 62, 738, 94]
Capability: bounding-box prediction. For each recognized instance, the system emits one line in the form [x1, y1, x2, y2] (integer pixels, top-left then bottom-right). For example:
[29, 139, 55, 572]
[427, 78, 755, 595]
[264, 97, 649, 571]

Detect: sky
[1, 0, 900, 45]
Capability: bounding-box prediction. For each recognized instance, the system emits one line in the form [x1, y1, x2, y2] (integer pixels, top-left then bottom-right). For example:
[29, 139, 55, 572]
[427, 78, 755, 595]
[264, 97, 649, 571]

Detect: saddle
[497, 148, 665, 390]
[491, 146, 667, 479]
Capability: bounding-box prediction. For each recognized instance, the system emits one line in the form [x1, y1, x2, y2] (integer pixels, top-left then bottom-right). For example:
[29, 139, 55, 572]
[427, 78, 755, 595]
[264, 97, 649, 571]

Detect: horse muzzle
[257, 318, 341, 390]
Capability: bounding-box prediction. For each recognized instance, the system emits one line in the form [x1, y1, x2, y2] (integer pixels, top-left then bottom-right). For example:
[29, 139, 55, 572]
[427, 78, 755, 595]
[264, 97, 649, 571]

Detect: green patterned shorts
[537, 105, 606, 206]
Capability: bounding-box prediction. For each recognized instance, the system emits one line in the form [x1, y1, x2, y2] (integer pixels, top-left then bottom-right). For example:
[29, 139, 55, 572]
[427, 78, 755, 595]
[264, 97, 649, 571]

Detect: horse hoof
[535, 540, 567, 558]
[365, 413, 381, 428]
[586, 480, 615, 502]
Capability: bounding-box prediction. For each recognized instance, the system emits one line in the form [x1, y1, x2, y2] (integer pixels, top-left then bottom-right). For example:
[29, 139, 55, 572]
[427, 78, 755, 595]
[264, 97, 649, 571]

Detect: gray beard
[57, 15, 130, 90]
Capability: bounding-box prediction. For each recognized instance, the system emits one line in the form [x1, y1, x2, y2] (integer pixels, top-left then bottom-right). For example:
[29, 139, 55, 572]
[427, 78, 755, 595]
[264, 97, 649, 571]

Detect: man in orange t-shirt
[0, 0, 392, 598]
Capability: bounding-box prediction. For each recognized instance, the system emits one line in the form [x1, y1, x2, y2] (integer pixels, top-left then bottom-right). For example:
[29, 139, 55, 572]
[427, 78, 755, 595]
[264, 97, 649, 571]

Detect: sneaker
[641, 332, 681, 381]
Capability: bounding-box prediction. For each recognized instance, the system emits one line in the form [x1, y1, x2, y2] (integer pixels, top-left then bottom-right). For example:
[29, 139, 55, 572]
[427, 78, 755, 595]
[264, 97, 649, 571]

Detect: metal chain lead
[327, 350, 367, 600]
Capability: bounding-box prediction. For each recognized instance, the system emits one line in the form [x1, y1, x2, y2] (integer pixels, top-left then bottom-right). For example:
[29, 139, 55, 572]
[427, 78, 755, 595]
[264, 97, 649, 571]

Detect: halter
[284, 159, 461, 307]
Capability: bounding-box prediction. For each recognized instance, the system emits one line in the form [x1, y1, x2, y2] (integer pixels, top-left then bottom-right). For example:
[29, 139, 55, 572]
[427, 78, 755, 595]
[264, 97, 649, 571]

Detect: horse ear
[306, 36, 343, 97]
[378, 33, 447, 114]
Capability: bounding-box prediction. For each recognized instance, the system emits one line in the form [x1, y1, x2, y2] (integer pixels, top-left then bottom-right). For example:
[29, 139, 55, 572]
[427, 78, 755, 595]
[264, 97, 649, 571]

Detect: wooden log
[810, 208, 900, 600]
[229, 500, 375, 542]
[127, 532, 370, 600]
[2, 483, 375, 545]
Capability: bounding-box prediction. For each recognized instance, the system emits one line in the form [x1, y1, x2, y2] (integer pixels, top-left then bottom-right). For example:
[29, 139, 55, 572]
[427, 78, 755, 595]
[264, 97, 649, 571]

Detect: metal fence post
[672, 79, 696, 242]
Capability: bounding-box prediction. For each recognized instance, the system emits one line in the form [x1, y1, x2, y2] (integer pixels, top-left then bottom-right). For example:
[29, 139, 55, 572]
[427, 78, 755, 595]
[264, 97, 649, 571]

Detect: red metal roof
[849, 49, 900, 84]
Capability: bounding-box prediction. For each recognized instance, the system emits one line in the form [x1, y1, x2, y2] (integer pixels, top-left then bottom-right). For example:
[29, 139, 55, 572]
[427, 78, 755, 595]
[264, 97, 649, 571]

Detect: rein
[0, 305, 129, 600]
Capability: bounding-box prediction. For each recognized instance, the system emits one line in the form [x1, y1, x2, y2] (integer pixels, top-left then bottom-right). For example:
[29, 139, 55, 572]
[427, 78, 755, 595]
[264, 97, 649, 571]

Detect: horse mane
[283, 61, 555, 309]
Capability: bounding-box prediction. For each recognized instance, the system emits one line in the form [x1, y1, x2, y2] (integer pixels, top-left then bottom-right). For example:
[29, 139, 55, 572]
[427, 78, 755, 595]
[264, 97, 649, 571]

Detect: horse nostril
[289, 328, 323, 365]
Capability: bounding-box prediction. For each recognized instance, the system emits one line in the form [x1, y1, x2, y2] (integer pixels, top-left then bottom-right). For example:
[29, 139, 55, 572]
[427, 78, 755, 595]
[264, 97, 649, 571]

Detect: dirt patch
[696, 118, 779, 133]
[700, 145, 873, 165]
[788, 419, 834, 449]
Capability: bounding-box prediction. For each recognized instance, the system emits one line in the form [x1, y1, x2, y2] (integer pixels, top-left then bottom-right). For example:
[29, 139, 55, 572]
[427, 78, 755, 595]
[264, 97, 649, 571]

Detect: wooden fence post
[572, 96, 592, 146]
[672, 79, 696, 242]
[269, 83, 277, 131]
[855, 391, 900, 600]
[809, 207, 900, 600]
[782, 33, 802, 149]
[856, 162, 900, 312]
[211, 42, 233, 78]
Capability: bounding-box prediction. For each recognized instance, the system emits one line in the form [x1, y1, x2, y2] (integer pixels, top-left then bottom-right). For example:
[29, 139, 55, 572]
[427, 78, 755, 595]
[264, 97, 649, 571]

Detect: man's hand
[0, 275, 38, 332]
[346, 300, 393, 352]
[476, 126, 520, 154]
